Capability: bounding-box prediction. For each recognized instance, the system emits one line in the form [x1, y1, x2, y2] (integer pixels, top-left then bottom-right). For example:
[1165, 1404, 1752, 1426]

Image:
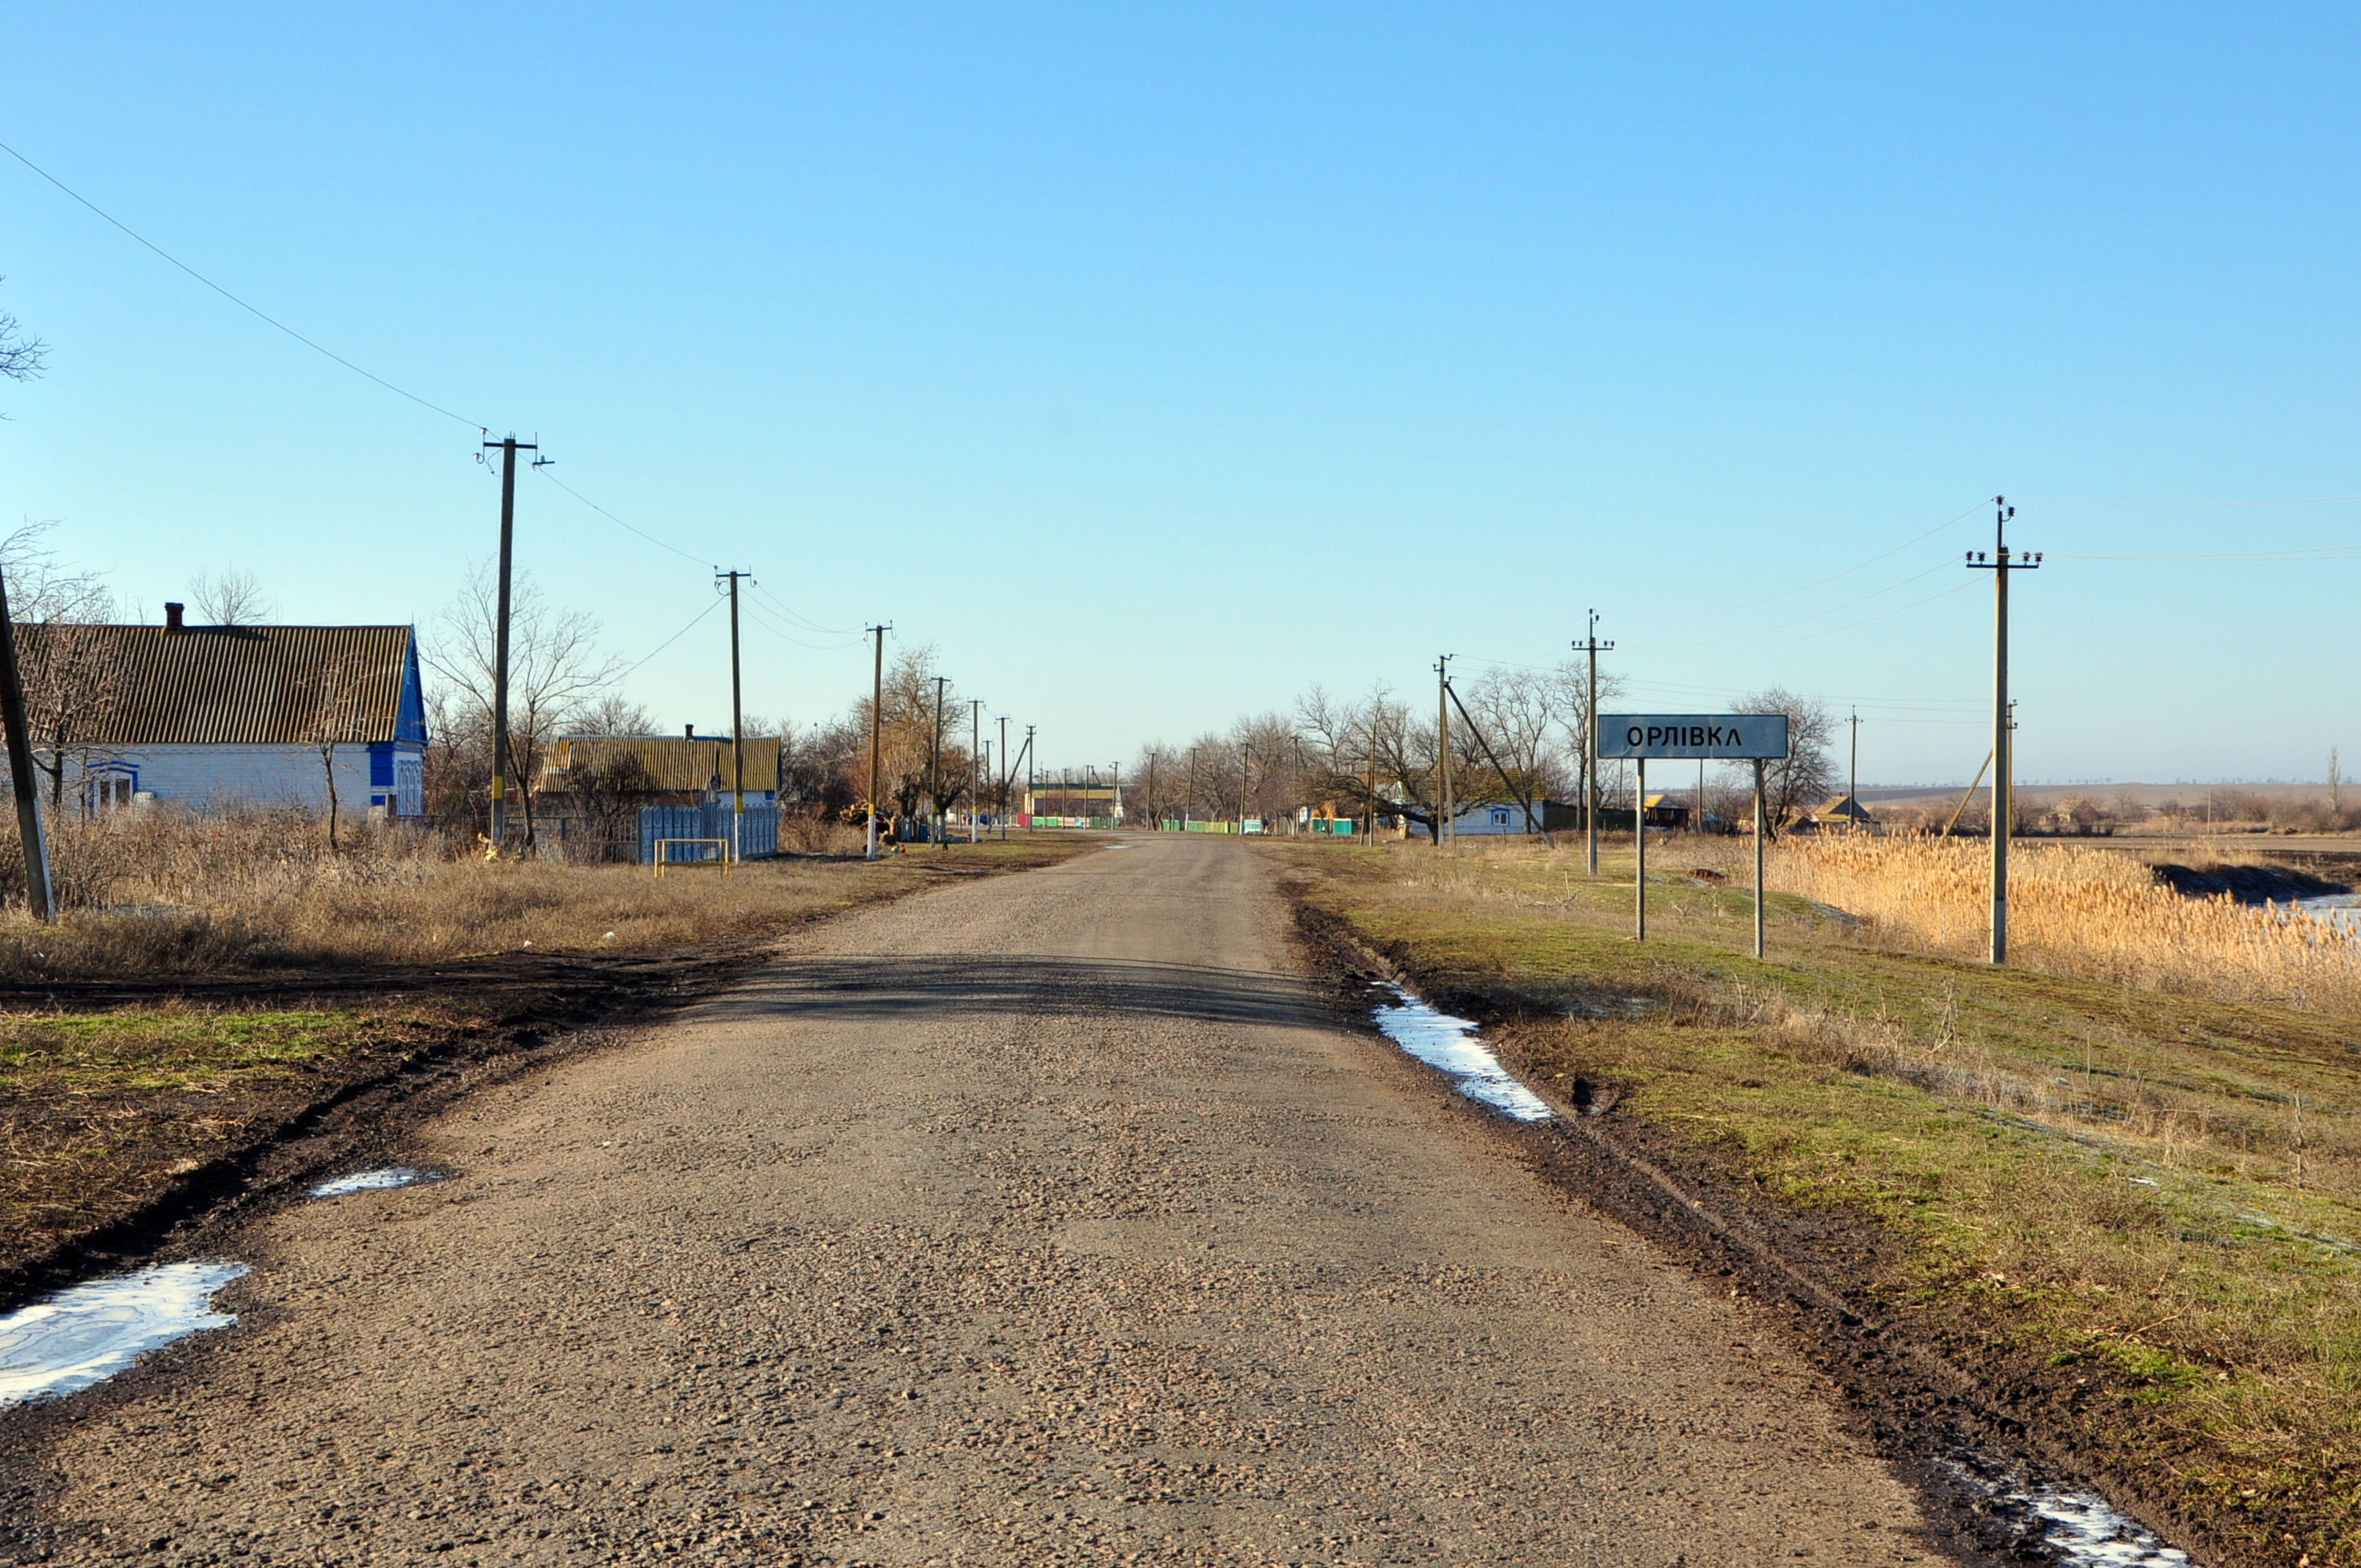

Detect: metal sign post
[1599, 714, 1791, 949]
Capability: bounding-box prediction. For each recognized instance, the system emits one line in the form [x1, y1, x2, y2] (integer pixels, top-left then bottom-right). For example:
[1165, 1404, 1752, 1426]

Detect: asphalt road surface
[17, 836, 1956, 1566]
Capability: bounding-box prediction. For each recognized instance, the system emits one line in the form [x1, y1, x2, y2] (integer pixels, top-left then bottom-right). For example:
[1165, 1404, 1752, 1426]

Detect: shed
[1810, 794, 1876, 829]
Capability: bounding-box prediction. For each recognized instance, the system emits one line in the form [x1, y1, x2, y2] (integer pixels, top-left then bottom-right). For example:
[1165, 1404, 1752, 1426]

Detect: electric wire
[532, 465, 718, 570]
[0, 137, 485, 430]
[740, 600, 865, 652]
[1638, 500, 1989, 620]
[617, 597, 725, 680]
[2017, 494, 2361, 508]
[2049, 545, 2361, 562]
[750, 581, 858, 637]
[1633, 555, 1960, 652]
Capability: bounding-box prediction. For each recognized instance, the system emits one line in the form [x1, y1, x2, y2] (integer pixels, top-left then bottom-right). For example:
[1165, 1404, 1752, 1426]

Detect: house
[1446, 799, 1544, 835]
[536, 731, 782, 807]
[49, 604, 427, 819]
[1809, 794, 1876, 830]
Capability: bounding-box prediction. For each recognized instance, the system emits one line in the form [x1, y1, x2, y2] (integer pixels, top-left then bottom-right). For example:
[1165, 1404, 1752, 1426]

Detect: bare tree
[573, 693, 658, 736]
[300, 654, 374, 849]
[427, 563, 625, 855]
[0, 280, 45, 416]
[4, 524, 126, 811]
[850, 647, 967, 828]
[192, 567, 272, 628]
[1737, 686, 1835, 835]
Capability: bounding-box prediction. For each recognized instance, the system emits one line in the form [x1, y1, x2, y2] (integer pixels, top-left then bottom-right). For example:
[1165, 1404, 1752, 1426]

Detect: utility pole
[482, 435, 538, 854]
[1111, 761, 1121, 828]
[717, 570, 751, 860]
[0, 565, 54, 922]
[998, 716, 1009, 841]
[1239, 742, 1251, 833]
[1025, 726, 1035, 832]
[2332, 746, 2342, 817]
[1146, 750, 1157, 831]
[1435, 654, 1454, 849]
[1366, 719, 1379, 844]
[1574, 612, 1613, 874]
[866, 624, 890, 859]
[1849, 706, 1860, 832]
[929, 675, 947, 849]
[1967, 498, 2040, 965]
[1186, 746, 1197, 830]
[970, 699, 982, 843]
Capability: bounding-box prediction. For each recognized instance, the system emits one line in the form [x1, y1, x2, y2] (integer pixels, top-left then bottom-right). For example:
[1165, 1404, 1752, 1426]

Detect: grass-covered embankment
[1276, 835, 2361, 1567]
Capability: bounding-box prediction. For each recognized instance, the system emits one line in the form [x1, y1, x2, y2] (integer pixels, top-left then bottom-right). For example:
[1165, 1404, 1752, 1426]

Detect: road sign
[1596, 714, 1788, 761]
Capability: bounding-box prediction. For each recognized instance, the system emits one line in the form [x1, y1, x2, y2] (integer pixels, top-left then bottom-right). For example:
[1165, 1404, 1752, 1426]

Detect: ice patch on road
[1372, 985, 1552, 1122]
[309, 1167, 440, 1199]
[1103, 843, 1134, 850]
[0, 1262, 249, 1408]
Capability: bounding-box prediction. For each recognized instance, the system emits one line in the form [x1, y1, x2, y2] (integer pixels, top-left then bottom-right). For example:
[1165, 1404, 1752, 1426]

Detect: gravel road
[11, 836, 1958, 1566]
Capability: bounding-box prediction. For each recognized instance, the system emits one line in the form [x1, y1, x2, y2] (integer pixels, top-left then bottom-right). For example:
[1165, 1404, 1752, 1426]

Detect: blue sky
[4, 5, 2355, 785]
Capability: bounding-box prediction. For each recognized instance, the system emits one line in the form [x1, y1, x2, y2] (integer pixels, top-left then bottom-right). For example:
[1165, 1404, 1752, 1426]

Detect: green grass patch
[1277, 836, 2361, 1563]
[0, 1008, 371, 1092]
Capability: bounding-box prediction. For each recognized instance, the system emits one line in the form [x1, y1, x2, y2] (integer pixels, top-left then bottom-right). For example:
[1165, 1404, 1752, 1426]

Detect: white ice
[2293, 893, 2361, 940]
[2019, 1484, 2194, 1567]
[308, 1167, 438, 1198]
[0, 1261, 250, 1408]
[1371, 985, 1553, 1122]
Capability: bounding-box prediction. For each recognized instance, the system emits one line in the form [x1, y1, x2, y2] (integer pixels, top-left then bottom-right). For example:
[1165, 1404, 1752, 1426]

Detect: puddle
[2292, 893, 2361, 940]
[308, 1167, 440, 1199]
[1371, 985, 1552, 1122]
[1102, 843, 1134, 850]
[0, 1262, 250, 1408]
[1941, 1459, 2195, 1567]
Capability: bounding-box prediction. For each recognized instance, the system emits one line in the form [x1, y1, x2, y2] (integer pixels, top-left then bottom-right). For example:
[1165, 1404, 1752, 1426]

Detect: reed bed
[1769, 835, 2360, 1011]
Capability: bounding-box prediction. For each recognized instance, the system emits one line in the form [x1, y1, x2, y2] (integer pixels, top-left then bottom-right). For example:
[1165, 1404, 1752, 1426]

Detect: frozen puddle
[2293, 893, 2361, 940]
[1372, 984, 1552, 1122]
[1942, 1459, 2195, 1567]
[0, 1261, 250, 1408]
[2021, 1485, 2193, 1566]
[309, 1166, 440, 1198]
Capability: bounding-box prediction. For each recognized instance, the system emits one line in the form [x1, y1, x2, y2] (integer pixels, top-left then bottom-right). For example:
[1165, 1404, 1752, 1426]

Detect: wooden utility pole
[718, 570, 751, 860]
[866, 624, 889, 859]
[1574, 613, 1613, 874]
[929, 675, 947, 849]
[1849, 706, 1860, 831]
[1968, 498, 2040, 964]
[1434, 654, 1453, 848]
[0, 566, 54, 922]
[482, 435, 538, 854]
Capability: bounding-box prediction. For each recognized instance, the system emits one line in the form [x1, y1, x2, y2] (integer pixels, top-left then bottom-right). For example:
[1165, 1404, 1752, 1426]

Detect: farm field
[1275, 832, 2361, 1567]
[0, 835, 1089, 1303]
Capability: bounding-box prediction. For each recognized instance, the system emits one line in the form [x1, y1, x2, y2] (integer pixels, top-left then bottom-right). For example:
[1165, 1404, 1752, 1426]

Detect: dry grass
[0, 805, 1081, 976]
[1769, 834, 2359, 1010]
[1279, 836, 2361, 1561]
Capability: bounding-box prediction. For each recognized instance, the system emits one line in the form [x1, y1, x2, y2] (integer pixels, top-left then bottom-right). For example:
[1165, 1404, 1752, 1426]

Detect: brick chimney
[684, 724, 694, 739]
[164, 602, 185, 631]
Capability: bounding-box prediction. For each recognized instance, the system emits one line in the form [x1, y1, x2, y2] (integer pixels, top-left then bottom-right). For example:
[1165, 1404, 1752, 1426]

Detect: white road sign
[1597, 714, 1789, 760]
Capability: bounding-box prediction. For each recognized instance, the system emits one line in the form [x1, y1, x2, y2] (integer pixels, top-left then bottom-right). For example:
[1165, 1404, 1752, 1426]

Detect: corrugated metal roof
[542, 735, 782, 794]
[23, 624, 418, 747]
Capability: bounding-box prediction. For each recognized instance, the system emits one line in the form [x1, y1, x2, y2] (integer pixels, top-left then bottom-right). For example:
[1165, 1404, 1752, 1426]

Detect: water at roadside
[0, 1262, 249, 1408]
[1371, 985, 1552, 1122]
[309, 1167, 440, 1199]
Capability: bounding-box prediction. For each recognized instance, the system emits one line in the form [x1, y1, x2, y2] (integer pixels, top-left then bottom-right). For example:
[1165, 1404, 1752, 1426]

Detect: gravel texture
[10, 836, 1956, 1565]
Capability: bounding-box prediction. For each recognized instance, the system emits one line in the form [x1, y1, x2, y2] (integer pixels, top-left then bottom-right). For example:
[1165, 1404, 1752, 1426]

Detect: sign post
[1598, 714, 1790, 949]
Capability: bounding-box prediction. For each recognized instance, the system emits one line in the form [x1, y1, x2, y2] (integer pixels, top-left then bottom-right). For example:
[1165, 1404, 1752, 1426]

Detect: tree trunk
[323, 745, 340, 851]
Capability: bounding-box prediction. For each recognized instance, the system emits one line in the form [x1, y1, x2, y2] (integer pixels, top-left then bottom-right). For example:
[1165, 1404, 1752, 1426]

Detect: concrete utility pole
[1186, 746, 1196, 830]
[2332, 746, 2341, 817]
[0, 565, 54, 922]
[1366, 719, 1379, 844]
[998, 716, 1009, 841]
[929, 675, 947, 849]
[1574, 613, 1614, 874]
[1025, 726, 1035, 832]
[1968, 498, 2040, 965]
[970, 699, 982, 843]
[718, 570, 751, 860]
[1111, 761, 1121, 827]
[1146, 751, 1157, 830]
[1849, 707, 1860, 832]
[1239, 743, 1250, 833]
[866, 624, 890, 860]
[482, 435, 538, 854]
[1434, 655, 1454, 849]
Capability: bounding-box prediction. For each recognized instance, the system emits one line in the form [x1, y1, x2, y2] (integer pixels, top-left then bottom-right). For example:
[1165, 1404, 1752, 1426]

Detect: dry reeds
[1771, 835, 2359, 1010]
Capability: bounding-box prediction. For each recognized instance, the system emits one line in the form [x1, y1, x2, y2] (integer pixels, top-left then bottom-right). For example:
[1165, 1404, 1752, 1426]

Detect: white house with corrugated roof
[38, 602, 428, 821]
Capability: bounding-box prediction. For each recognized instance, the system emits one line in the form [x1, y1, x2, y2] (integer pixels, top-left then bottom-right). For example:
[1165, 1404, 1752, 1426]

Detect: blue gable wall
[396, 633, 428, 745]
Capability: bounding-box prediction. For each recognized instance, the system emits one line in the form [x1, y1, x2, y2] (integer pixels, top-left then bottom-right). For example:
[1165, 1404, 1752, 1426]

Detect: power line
[617, 597, 725, 679]
[1638, 500, 1989, 620]
[2017, 494, 2361, 508]
[749, 581, 858, 637]
[2050, 545, 2361, 562]
[1635, 555, 1960, 652]
[0, 137, 484, 430]
[532, 465, 718, 570]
